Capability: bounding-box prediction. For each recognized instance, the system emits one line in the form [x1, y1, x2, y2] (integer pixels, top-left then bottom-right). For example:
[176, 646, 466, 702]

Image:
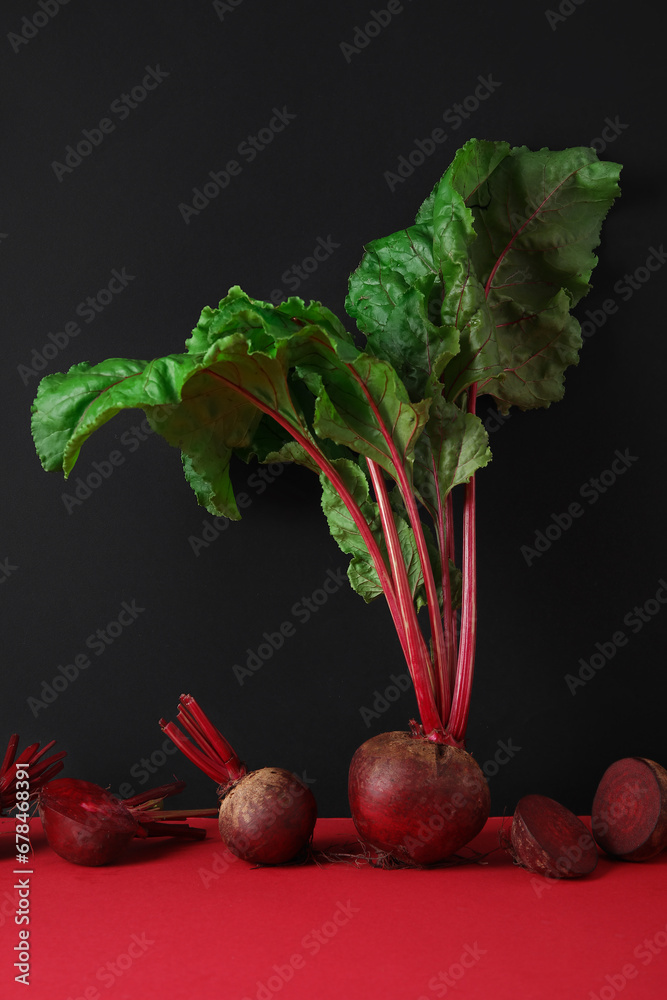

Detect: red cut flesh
[218, 767, 317, 865]
[510, 794, 598, 878]
[348, 731, 490, 865]
[38, 778, 138, 866]
[591, 757, 667, 861]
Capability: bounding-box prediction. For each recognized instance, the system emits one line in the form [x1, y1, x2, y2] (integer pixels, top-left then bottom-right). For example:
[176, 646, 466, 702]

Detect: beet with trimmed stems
[219, 767, 317, 865]
[39, 778, 205, 865]
[0, 733, 66, 814]
[348, 731, 490, 865]
[160, 694, 317, 865]
[509, 794, 598, 878]
[592, 757, 667, 861]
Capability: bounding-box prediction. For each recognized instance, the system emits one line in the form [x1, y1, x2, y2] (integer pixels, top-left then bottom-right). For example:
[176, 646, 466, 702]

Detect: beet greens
[31, 139, 621, 750]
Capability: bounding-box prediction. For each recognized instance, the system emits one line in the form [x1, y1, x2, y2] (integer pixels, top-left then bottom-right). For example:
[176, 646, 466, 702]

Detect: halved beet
[39, 778, 138, 866]
[592, 757, 667, 861]
[218, 767, 317, 865]
[38, 777, 204, 865]
[348, 731, 490, 865]
[510, 794, 598, 878]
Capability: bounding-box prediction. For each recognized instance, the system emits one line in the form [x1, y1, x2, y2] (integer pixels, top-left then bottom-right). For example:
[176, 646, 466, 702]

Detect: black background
[2, 0, 665, 819]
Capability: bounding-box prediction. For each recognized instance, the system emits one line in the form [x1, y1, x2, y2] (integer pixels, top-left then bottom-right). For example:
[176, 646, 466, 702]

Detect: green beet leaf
[443, 143, 622, 408]
[320, 459, 433, 609]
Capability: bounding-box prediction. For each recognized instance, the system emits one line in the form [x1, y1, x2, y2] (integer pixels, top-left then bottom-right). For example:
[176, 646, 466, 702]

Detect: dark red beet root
[39, 778, 138, 866]
[592, 757, 667, 861]
[510, 794, 598, 878]
[218, 767, 317, 864]
[348, 731, 490, 865]
[39, 777, 204, 865]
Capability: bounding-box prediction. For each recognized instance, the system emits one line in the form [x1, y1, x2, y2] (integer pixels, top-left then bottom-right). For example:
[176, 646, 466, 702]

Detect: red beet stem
[159, 719, 228, 784]
[159, 694, 245, 786]
[0, 735, 66, 811]
[136, 819, 207, 840]
[0, 734, 19, 775]
[123, 780, 187, 811]
[144, 808, 219, 820]
[178, 694, 244, 780]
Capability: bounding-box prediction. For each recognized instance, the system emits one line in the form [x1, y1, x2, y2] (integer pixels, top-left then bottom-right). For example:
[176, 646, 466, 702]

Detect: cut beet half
[592, 757, 667, 861]
[510, 794, 598, 878]
[38, 777, 205, 866]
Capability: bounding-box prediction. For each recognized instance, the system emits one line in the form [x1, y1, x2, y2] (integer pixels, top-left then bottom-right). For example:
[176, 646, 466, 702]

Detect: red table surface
[2, 816, 667, 1000]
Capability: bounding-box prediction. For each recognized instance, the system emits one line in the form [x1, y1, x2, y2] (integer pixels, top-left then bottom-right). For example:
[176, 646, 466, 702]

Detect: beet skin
[348, 731, 490, 865]
[510, 794, 598, 878]
[218, 767, 317, 864]
[39, 778, 138, 866]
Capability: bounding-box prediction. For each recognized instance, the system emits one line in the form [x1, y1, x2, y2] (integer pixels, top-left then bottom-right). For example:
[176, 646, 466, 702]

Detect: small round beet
[39, 778, 138, 866]
[592, 757, 667, 861]
[348, 731, 490, 865]
[218, 767, 317, 864]
[510, 794, 598, 878]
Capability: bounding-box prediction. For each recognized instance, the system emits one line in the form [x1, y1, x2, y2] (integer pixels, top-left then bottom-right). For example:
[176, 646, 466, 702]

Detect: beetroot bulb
[39, 778, 206, 866]
[160, 694, 317, 865]
[348, 729, 490, 865]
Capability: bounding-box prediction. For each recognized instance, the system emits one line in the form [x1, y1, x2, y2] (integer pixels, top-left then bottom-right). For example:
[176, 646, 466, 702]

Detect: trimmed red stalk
[160, 694, 317, 865]
[0, 734, 66, 814]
